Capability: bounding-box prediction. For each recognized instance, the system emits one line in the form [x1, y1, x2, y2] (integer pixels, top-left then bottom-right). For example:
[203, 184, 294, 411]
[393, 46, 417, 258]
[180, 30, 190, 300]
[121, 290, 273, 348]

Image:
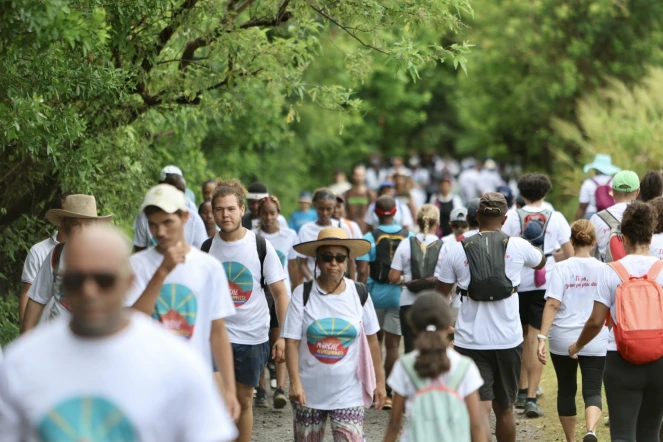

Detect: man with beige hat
[21, 194, 112, 333]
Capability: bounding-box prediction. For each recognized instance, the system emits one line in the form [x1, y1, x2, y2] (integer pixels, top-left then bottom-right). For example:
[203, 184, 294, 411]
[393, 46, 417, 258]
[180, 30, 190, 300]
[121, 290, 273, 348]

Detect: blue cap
[497, 185, 514, 208]
[379, 180, 395, 189]
[298, 191, 312, 203]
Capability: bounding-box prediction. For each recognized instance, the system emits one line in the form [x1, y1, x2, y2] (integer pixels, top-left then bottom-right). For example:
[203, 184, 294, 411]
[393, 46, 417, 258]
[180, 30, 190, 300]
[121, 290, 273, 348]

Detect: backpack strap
[608, 261, 631, 282]
[51, 243, 65, 283]
[597, 210, 620, 230]
[256, 234, 267, 290]
[400, 353, 427, 391]
[646, 260, 663, 280]
[353, 281, 369, 306]
[303, 280, 314, 306]
[201, 237, 213, 253]
[447, 357, 471, 391]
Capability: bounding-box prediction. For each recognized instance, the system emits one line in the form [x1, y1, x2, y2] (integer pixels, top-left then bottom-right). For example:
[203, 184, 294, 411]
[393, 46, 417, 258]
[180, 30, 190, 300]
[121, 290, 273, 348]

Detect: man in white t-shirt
[502, 173, 573, 417]
[590, 170, 640, 261]
[458, 160, 481, 204]
[125, 184, 240, 421]
[436, 193, 545, 442]
[478, 159, 504, 196]
[133, 171, 207, 251]
[241, 182, 288, 231]
[207, 179, 289, 442]
[364, 181, 414, 230]
[574, 154, 621, 221]
[0, 226, 237, 442]
[22, 195, 113, 333]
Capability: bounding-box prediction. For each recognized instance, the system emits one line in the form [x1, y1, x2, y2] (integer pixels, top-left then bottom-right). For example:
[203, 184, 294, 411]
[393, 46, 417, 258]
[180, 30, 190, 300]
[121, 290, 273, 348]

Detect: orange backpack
[609, 260, 663, 364]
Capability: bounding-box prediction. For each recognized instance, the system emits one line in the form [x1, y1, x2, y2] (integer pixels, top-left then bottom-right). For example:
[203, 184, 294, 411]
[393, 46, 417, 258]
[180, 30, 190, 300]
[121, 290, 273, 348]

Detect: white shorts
[375, 308, 402, 336]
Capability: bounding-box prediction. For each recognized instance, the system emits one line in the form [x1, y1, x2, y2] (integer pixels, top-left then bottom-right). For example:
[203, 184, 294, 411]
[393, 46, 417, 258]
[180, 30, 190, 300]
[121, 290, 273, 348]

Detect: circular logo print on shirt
[38, 396, 138, 442]
[223, 261, 254, 307]
[153, 283, 198, 340]
[276, 250, 287, 267]
[306, 318, 357, 364]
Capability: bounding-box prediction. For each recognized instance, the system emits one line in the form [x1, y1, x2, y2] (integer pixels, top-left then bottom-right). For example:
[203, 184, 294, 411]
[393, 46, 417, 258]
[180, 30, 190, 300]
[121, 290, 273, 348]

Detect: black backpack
[369, 228, 408, 283]
[303, 280, 369, 307]
[459, 231, 516, 302]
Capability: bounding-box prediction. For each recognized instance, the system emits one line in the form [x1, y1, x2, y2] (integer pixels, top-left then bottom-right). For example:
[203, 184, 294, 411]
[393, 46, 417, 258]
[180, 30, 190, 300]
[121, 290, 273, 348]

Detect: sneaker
[515, 392, 527, 409]
[268, 364, 277, 390]
[524, 401, 544, 418]
[383, 397, 393, 410]
[273, 387, 288, 409]
[254, 388, 269, 408]
[536, 386, 544, 397]
[583, 430, 598, 442]
[270, 378, 278, 389]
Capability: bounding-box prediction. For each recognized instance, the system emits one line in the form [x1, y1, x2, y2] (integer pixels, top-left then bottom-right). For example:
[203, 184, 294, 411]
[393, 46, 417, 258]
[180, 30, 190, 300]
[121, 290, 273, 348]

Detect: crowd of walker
[3, 153, 663, 442]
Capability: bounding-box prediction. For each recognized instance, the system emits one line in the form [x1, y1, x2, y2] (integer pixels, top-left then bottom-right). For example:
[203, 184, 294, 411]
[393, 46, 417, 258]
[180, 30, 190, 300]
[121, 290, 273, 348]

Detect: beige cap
[140, 184, 187, 214]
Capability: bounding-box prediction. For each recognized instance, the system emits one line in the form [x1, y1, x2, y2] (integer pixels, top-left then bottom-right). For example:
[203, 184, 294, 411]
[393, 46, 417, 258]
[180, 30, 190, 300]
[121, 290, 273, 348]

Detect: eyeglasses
[62, 272, 118, 291]
[319, 252, 348, 263]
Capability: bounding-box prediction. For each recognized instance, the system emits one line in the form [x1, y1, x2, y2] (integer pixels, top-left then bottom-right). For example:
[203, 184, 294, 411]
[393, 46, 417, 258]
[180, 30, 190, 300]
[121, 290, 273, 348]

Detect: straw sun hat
[294, 227, 370, 258]
[45, 194, 113, 227]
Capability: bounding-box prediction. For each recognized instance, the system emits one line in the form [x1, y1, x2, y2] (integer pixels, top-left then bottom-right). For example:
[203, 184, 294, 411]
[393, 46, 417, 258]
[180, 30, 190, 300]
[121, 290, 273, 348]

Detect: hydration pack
[369, 228, 408, 283]
[460, 231, 515, 302]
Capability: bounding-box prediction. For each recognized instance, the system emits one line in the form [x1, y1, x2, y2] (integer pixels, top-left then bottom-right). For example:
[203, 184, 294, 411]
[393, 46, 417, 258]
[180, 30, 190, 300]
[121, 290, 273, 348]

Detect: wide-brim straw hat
[45, 194, 113, 227]
[294, 227, 371, 258]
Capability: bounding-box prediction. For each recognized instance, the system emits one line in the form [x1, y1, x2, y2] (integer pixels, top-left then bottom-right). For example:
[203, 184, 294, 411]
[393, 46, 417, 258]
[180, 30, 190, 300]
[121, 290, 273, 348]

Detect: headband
[246, 193, 269, 200]
[375, 206, 398, 216]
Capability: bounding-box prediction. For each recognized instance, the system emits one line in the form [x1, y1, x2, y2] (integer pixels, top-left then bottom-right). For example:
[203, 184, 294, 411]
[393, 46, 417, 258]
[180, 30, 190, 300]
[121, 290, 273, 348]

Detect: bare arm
[367, 333, 386, 410]
[558, 241, 575, 262]
[436, 280, 454, 302]
[298, 257, 313, 281]
[21, 299, 46, 334]
[347, 258, 357, 281]
[357, 261, 369, 284]
[285, 338, 306, 405]
[269, 280, 289, 363]
[130, 243, 185, 315]
[210, 318, 239, 421]
[288, 259, 300, 290]
[18, 283, 31, 325]
[466, 390, 490, 442]
[574, 203, 589, 222]
[383, 393, 406, 442]
[574, 301, 610, 350]
[388, 269, 403, 285]
[533, 252, 547, 270]
[537, 298, 561, 365]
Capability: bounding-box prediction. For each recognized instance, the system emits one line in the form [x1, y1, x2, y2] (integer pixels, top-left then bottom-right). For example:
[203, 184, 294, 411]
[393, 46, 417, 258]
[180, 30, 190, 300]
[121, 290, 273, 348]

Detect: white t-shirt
[125, 247, 235, 366]
[590, 202, 629, 261]
[387, 349, 484, 442]
[337, 218, 363, 239]
[502, 205, 571, 291]
[477, 170, 504, 194]
[579, 175, 614, 215]
[0, 314, 237, 442]
[544, 258, 609, 356]
[650, 233, 663, 259]
[27, 246, 70, 321]
[364, 201, 414, 229]
[595, 255, 663, 352]
[257, 229, 298, 296]
[208, 230, 286, 345]
[391, 234, 442, 307]
[250, 214, 289, 232]
[296, 222, 353, 276]
[458, 169, 480, 204]
[437, 235, 543, 350]
[281, 279, 380, 410]
[133, 201, 208, 249]
[21, 234, 59, 285]
[440, 230, 479, 311]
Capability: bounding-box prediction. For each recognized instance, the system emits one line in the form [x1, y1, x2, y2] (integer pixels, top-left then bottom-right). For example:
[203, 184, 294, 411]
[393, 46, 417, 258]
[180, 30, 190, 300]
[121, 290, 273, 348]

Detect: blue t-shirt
[357, 225, 414, 309]
[289, 209, 318, 233]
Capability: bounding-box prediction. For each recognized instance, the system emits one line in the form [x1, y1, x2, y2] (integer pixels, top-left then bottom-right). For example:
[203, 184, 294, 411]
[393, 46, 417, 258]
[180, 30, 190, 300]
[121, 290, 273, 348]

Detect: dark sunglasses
[319, 252, 348, 263]
[62, 272, 118, 291]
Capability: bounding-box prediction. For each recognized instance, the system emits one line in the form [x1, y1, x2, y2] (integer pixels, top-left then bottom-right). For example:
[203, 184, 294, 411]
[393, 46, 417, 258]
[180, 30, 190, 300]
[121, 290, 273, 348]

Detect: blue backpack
[400, 352, 472, 442]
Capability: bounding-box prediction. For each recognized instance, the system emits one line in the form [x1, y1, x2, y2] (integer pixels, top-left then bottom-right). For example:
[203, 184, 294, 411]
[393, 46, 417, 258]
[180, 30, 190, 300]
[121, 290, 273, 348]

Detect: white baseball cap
[159, 165, 183, 182]
[141, 184, 188, 214]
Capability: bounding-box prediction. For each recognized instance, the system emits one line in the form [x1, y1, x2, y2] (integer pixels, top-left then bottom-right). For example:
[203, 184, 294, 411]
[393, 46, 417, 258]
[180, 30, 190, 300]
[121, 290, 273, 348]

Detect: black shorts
[455, 345, 523, 410]
[518, 289, 546, 330]
[270, 302, 279, 329]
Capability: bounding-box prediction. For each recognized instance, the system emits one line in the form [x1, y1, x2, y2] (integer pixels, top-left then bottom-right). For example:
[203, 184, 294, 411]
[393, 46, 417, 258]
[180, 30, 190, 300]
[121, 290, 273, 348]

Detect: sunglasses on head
[318, 252, 348, 263]
[62, 272, 118, 291]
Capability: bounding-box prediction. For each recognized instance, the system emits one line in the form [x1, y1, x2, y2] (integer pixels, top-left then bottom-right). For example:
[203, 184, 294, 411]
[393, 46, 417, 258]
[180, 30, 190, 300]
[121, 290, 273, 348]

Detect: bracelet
[537, 334, 547, 340]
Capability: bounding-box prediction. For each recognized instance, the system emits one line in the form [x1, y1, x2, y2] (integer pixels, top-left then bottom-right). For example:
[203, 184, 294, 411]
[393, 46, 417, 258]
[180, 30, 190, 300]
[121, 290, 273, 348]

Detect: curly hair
[648, 197, 663, 234]
[517, 173, 552, 203]
[621, 200, 657, 246]
[640, 171, 663, 202]
[212, 179, 247, 208]
[570, 219, 596, 248]
[408, 292, 454, 379]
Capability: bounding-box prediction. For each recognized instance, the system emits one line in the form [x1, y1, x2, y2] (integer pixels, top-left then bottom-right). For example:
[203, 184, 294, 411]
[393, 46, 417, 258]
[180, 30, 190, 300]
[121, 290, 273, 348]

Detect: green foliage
[0, 295, 19, 346]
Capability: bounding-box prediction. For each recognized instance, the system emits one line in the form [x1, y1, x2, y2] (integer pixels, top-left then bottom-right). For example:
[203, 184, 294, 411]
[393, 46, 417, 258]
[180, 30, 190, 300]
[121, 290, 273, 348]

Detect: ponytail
[415, 204, 440, 256]
[408, 291, 454, 379]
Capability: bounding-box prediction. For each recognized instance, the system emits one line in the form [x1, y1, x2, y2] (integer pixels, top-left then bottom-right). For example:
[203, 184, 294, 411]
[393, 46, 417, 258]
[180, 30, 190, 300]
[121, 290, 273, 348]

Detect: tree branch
[307, 3, 389, 55]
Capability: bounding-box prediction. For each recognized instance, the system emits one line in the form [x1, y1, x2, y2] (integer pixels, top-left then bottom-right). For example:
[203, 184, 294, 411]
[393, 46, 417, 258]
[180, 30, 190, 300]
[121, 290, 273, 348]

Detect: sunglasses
[319, 252, 348, 263]
[62, 272, 118, 291]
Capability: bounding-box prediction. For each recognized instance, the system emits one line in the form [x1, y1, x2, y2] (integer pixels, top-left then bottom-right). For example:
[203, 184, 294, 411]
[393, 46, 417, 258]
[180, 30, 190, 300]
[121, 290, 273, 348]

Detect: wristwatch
[537, 334, 547, 341]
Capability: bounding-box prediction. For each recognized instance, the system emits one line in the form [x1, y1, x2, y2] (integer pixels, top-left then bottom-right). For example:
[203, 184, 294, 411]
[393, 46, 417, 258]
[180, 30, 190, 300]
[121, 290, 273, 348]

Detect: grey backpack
[459, 231, 515, 302]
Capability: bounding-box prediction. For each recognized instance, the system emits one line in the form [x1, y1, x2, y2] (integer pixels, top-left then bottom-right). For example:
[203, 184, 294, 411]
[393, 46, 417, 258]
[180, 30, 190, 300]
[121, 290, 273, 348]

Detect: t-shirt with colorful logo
[257, 229, 298, 297]
[208, 230, 286, 345]
[0, 314, 237, 442]
[281, 278, 380, 410]
[125, 247, 235, 367]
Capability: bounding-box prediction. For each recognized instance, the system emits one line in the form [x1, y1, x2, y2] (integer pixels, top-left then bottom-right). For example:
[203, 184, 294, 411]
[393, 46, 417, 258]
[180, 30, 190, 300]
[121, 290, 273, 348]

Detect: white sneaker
[583, 430, 598, 442]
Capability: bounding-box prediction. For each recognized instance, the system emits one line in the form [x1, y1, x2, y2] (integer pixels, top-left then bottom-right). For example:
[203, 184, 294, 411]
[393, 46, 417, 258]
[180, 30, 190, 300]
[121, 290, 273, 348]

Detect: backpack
[608, 260, 663, 364]
[302, 280, 369, 307]
[593, 178, 615, 212]
[400, 352, 472, 442]
[517, 208, 553, 250]
[407, 237, 443, 293]
[369, 228, 408, 283]
[460, 231, 515, 302]
[596, 210, 626, 263]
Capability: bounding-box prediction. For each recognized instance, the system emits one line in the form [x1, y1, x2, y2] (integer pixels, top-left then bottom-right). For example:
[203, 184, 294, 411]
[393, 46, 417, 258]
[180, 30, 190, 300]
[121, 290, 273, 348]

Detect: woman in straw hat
[21, 195, 112, 333]
[282, 227, 386, 442]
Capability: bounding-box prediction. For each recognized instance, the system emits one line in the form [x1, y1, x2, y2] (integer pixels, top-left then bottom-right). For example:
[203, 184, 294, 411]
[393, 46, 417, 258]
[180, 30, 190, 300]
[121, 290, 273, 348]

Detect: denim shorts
[232, 341, 271, 387]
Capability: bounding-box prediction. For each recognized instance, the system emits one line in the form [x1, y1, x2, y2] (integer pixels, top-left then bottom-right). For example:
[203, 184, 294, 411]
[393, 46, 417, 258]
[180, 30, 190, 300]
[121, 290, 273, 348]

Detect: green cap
[612, 170, 640, 192]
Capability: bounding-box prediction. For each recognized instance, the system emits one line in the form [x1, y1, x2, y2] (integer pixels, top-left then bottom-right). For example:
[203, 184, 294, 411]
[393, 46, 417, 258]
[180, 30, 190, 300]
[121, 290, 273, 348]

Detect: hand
[537, 339, 547, 365]
[224, 391, 241, 423]
[373, 385, 387, 411]
[160, 241, 187, 273]
[272, 338, 285, 364]
[289, 380, 307, 405]
[568, 342, 582, 359]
